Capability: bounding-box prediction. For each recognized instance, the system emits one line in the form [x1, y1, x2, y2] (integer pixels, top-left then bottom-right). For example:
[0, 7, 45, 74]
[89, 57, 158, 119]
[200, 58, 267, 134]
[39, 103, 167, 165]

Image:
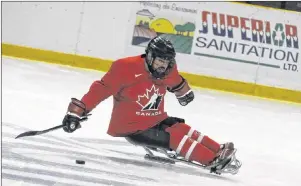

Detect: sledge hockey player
[62, 36, 238, 172]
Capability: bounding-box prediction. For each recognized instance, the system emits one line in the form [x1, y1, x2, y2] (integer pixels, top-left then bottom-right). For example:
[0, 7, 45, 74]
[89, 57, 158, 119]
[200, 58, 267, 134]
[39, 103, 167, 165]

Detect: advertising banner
[128, 2, 300, 78]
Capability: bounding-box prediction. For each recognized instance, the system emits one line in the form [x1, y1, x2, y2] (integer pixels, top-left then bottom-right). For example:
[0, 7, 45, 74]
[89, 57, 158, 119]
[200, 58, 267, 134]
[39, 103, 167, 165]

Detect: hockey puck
[76, 160, 85, 165]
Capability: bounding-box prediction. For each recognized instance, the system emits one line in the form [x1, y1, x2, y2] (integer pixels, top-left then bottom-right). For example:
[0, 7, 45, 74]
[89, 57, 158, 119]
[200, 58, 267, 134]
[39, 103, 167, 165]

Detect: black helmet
[144, 36, 176, 79]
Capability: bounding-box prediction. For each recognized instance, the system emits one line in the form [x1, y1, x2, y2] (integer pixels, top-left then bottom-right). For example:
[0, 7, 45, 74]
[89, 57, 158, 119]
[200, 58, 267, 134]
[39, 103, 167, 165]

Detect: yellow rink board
[2, 43, 301, 104]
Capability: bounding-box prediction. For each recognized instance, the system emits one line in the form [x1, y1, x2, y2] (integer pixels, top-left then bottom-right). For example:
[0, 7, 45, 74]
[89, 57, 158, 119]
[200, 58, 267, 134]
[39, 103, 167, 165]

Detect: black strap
[167, 76, 186, 93]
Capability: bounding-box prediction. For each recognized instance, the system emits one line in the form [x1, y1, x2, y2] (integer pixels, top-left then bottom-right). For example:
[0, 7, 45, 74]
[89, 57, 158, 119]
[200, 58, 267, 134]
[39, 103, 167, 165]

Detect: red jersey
[81, 55, 183, 137]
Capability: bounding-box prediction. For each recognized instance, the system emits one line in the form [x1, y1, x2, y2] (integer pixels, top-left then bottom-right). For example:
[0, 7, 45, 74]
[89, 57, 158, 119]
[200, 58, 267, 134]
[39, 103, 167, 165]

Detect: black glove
[62, 98, 88, 133]
[176, 90, 194, 106]
[63, 113, 82, 133]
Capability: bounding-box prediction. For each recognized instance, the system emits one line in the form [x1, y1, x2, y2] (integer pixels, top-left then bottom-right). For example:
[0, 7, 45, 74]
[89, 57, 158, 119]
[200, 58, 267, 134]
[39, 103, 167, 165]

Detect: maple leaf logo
[136, 85, 163, 111]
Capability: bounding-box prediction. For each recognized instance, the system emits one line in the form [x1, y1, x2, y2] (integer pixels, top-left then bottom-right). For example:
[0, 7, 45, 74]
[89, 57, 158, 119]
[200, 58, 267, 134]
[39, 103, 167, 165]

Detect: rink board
[2, 43, 301, 104]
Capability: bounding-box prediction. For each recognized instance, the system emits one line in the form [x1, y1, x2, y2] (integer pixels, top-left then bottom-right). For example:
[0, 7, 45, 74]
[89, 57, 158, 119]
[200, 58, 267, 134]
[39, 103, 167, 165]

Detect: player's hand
[63, 113, 81, 133]
[62, 98, 88, 133]
[176, 90, 194, 106]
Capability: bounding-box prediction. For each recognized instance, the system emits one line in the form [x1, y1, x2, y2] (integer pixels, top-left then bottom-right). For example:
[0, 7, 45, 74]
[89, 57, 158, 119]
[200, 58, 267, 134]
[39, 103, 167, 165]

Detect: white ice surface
[2, 57, 301, 186]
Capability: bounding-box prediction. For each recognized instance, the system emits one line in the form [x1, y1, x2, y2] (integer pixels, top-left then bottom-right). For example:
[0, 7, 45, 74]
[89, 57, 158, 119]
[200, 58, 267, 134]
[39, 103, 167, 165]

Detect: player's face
[152, 57, 169, 74]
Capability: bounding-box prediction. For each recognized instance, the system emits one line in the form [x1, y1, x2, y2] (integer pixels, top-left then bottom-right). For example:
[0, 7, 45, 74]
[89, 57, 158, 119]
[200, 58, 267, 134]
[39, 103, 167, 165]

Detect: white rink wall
[2, 2, 132, 59]
[2, 2, 301, 91]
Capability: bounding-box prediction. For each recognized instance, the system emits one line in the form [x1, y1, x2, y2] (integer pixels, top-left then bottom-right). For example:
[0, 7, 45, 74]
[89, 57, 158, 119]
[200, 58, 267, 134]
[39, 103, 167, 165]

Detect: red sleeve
[164, 64, 183, 89]
[81, 60, 125, 112]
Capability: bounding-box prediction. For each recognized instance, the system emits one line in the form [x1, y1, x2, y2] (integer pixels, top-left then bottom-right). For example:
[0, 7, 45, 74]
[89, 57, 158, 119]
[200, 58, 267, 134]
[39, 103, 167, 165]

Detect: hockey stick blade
[15, 115, 91, 139]
[15, 124, 64, 139]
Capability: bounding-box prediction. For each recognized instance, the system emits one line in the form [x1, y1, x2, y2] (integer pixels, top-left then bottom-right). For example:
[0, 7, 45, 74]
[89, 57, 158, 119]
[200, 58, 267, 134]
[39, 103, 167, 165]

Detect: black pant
[126, 117, 185, 150]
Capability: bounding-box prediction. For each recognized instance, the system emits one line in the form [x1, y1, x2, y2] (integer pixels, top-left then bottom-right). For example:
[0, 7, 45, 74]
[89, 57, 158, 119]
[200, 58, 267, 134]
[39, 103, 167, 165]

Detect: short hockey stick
[15, 115, 91, 139]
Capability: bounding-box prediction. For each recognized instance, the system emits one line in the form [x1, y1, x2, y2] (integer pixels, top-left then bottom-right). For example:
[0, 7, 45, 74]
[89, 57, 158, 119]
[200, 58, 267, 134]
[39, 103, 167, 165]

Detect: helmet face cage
[145, 37, 176, 78]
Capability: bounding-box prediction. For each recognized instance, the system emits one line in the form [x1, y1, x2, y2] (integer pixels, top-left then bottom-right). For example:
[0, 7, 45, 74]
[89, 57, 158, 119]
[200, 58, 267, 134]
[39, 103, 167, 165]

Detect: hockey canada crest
[136, 84, 163, 111]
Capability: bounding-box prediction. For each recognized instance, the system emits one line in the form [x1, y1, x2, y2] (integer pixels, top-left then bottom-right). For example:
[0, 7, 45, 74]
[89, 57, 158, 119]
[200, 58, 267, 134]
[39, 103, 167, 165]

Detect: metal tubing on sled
[143, 146, 242, 175]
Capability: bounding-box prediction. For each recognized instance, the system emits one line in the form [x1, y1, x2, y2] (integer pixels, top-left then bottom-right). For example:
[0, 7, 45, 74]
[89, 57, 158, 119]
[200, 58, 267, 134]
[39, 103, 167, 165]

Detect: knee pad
[165, 122, 190, 136]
